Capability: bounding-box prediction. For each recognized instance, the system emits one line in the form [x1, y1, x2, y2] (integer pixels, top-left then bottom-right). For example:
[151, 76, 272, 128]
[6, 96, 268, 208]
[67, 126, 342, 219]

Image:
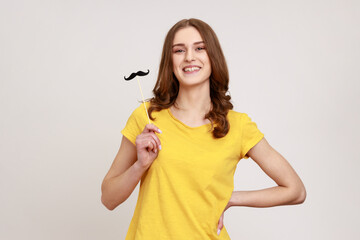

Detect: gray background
[1, 0, 359, 239]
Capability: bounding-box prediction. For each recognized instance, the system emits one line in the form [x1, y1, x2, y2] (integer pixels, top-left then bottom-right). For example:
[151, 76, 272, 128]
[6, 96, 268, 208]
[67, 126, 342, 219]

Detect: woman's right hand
[135, 124, 162, 170]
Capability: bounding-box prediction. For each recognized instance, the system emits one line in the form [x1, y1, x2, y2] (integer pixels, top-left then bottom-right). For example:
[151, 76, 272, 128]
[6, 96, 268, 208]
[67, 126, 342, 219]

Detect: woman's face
[172, 26, 211, 88]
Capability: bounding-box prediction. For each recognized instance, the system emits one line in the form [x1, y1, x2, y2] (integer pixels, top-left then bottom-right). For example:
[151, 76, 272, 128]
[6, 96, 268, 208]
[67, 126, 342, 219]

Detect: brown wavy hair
[148, 18, 233, 138]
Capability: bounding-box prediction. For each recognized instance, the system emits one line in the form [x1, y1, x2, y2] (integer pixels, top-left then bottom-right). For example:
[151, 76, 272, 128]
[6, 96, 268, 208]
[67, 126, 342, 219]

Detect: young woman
[101, 18, 306, 239]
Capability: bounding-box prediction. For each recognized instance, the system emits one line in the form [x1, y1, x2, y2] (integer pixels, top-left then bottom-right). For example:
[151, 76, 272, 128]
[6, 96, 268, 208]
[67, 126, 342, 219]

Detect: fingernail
[217, 229, 221, 235]
[159, 145, 162, 150]
[158, 129, 162, 133]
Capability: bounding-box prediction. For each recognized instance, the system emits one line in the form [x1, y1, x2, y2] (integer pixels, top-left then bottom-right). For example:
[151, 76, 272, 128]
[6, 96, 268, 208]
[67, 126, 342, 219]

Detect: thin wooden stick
[136, 76, 151, 124]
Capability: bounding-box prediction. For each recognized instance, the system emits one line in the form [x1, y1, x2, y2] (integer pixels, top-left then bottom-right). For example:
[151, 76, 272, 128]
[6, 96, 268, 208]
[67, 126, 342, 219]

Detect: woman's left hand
[217, 197, 232, 235]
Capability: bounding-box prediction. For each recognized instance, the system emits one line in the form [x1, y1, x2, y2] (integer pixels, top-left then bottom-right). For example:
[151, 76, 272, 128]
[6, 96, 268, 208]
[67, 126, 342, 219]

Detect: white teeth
[184, 67, 200, 72]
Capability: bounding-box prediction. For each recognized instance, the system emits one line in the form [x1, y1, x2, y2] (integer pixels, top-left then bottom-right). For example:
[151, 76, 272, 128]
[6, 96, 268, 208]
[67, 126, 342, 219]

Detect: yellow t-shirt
[121, 102, 264, 240]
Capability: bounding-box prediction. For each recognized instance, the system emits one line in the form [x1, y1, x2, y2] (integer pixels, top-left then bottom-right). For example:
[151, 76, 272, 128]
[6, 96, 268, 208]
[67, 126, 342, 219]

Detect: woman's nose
[185, 49, 195, 62]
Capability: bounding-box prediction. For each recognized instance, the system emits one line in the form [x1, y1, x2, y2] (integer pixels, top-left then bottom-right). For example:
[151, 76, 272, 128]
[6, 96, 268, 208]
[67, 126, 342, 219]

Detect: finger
[217, 213, 224, 235]
[137, 137, 153, 151]
[141, 133, 160, 151]
[143, 124, 162, 134]
[137, 134, 155, 148]
[145, 139, 156, 152]
[150, 140, 157, 153]
[148, 132, 161, 150]
[218, 213, 224, 230]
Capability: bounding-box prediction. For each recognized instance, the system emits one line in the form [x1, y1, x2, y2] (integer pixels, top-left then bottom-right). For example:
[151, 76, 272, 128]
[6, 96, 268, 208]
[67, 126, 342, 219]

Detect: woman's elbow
[292, 185, 307, 204]
[298, 187, 307, 204]
[101, 180, 118, 210]
[101, 194, 117, 211]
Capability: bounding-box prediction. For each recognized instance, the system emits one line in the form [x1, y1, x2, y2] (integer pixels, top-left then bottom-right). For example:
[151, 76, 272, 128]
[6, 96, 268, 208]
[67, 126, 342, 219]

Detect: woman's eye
[174, 49, 184, 53]
[196, 47, 205, 51]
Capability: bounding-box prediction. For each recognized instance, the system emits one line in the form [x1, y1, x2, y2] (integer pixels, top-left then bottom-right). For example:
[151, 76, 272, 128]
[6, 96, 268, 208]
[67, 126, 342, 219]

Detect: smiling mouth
[183, 66, 201, 72]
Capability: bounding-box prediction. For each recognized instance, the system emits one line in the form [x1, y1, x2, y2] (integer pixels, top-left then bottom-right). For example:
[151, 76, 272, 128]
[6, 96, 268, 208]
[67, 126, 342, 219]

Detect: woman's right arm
[101, 124, 161, 210]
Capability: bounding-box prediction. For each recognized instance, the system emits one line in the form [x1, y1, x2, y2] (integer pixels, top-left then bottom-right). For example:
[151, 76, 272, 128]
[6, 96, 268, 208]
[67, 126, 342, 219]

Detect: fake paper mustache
[124, 69, 150, 81]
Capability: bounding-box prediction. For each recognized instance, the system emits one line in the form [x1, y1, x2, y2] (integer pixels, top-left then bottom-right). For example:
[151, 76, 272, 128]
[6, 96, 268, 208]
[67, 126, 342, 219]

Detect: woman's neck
[172, 83, 212, 116]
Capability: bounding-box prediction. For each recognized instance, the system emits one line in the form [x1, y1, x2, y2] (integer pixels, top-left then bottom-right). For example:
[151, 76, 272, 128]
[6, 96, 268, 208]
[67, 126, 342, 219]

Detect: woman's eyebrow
[172, 41, 205, 48]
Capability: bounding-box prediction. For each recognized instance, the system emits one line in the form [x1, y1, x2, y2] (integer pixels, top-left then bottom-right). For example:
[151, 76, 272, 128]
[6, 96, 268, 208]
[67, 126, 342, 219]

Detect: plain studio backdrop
[1, 0, 359, 239]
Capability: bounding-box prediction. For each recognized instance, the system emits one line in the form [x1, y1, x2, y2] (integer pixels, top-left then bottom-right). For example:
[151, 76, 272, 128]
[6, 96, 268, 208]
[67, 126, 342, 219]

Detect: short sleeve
[240, 113, 264, 159]
[121, 103, 149, 145]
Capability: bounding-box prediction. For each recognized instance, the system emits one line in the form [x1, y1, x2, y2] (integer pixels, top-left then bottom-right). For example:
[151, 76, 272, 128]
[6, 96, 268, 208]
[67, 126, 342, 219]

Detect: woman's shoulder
[228, 109, 262, 127]
[228, 109, 249, 121]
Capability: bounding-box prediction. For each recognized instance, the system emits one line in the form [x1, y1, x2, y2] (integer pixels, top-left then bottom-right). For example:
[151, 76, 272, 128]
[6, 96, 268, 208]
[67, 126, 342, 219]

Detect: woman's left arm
[217, 137, 306, 234]
[229, 137, 306, 207]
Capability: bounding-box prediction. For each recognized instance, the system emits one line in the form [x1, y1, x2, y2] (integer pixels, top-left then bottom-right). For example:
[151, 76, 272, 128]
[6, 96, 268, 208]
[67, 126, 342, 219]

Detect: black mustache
[124, 69, 150, 81]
